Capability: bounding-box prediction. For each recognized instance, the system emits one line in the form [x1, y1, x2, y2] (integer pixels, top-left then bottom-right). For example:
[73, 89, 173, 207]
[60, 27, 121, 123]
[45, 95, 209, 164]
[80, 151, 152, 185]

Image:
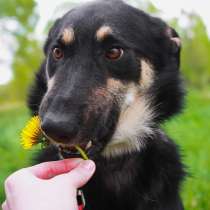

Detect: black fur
[28, 1, 186, 209]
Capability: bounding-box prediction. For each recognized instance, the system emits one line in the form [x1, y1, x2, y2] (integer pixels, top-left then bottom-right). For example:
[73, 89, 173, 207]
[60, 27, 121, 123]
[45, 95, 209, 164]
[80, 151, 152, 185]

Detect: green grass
[0, 88, 210, 208]
[0, 106, 32, 203]
[163, 87, 210, 209]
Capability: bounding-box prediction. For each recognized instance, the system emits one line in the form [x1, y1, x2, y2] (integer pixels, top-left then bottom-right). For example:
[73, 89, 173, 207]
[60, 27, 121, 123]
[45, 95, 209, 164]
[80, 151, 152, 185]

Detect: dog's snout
[41, 114, 79, 143]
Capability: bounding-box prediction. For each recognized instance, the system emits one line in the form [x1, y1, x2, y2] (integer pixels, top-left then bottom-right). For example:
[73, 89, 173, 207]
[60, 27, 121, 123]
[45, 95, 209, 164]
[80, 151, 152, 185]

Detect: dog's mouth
[41, 130, 96, 159]
[58, 141, 93, 159]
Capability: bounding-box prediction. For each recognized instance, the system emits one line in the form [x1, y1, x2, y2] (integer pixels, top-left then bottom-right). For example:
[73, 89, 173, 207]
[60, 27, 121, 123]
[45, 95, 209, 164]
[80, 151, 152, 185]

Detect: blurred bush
[0, 0, 42, 103]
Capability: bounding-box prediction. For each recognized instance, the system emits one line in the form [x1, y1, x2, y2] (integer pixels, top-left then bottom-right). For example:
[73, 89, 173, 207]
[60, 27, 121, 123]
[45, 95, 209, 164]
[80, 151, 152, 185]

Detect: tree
[180, 13, 210, 88]
[0, 0, 42, 102]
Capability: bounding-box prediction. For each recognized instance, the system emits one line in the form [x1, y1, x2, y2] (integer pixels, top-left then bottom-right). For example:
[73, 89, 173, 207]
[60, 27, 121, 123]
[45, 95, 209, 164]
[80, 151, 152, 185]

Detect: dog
[28, 0, 186, 209]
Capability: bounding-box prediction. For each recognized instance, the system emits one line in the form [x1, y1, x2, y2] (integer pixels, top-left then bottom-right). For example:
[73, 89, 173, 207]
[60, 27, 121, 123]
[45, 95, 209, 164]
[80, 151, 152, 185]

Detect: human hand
[2, 158, 95, 210]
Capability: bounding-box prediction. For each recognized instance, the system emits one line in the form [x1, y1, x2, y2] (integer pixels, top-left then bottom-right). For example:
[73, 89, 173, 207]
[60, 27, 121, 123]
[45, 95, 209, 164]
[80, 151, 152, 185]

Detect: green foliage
[163, 87, 210, 209]
[0, 106, 32, 203]
[10, 36, 42, 100]
[0, 0, 36, 25]
[146, 1, 160, 14]
[179, 14, 210, 88]
[0, 0, 42, 102]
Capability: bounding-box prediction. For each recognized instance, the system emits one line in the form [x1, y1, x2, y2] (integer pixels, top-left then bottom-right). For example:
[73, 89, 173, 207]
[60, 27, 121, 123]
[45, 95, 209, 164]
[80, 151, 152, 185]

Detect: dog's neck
[102, 138, 144, 157]
[102, 77, 156, 158]
[102, 104, 155, 158]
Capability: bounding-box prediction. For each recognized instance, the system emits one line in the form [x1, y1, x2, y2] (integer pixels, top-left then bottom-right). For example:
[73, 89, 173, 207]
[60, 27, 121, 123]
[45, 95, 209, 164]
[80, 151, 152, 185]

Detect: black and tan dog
[28, 0, 185, 209]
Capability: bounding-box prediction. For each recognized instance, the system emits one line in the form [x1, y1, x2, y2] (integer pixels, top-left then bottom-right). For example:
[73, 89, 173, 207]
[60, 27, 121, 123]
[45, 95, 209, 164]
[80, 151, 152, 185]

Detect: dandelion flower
[20, 116, 89, 160]
[21, 116, 42, 149]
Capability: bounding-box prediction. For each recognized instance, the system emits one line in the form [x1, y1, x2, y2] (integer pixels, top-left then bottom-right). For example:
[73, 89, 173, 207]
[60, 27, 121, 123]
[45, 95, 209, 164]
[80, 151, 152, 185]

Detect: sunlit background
[0, 0, 210, 208]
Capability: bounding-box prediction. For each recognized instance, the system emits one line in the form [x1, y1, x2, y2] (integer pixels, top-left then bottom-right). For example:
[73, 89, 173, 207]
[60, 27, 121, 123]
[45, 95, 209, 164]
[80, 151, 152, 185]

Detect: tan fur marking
[167, 27, 181, 47]
[106, 78, 126, 103]
[102, 85, 155, 158]
[171, 37, 181, 47]
[96, 26, 113, 41]
[107, 78, 124, 91]
[94, 88, 109, 98]
[62, 28, 75, 44]
[85, 87, 112, 122]
[90, 87, 113, 105]
[140, 59, 154, 90]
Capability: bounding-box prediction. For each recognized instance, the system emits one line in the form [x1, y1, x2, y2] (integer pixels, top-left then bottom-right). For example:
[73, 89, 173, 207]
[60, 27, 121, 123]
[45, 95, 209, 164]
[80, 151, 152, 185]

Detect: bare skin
[2, 159, 96, 210]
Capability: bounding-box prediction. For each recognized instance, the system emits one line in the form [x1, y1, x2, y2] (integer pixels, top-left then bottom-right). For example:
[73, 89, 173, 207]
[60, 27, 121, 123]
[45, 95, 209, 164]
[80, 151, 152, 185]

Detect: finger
[55, 160, 96, 188]
[2, 201, 10, 210]
[29, 158, 83, 179]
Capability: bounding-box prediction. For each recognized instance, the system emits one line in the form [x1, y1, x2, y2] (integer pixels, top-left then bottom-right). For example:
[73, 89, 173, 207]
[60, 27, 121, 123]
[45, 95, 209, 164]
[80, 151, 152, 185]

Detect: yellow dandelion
[21, 116, 42, 149]
[20, 116, 89, 160]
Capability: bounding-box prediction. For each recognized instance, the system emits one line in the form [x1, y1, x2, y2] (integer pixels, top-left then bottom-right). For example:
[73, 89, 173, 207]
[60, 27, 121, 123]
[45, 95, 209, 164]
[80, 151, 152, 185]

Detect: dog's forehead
[63, 1, 124, 23]
[58, 1, 142, 40]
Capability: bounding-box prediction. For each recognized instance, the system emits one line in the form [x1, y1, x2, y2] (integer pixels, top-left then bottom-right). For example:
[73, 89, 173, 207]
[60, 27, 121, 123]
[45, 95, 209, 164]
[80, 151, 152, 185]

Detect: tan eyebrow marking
[96, 26, 113, 41]
[61, 27, 75, 45]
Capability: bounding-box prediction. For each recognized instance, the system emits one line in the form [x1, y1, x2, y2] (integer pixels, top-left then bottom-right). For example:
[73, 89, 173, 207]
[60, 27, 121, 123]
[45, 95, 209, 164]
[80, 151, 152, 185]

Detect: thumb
[55, 160, 96, 188]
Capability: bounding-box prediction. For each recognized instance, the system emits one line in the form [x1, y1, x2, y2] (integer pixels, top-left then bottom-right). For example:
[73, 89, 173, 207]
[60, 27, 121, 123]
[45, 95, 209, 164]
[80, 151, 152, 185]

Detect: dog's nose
[41, 114, 79, 143]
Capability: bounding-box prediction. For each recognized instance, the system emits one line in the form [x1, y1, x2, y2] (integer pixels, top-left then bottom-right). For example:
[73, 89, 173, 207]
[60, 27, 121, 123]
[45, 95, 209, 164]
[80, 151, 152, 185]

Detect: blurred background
[0, 0, 210, 208]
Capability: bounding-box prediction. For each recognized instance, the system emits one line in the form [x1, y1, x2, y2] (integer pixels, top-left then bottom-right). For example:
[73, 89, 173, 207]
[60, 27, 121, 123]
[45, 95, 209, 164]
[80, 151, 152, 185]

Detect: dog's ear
[151, 24, 184, 122]
[149, 17, 181, 56]
[166, 26, 181, 54]
[145, 15, 182, 66]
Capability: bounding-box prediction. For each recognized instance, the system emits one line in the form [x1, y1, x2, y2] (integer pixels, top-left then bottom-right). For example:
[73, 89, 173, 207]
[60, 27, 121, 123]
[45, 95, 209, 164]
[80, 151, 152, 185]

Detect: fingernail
[80, 160, 95, 171]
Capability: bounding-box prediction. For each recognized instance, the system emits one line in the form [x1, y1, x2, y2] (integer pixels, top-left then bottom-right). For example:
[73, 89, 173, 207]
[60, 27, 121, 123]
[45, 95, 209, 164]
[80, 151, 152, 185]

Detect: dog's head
[28, 0, 184, 159]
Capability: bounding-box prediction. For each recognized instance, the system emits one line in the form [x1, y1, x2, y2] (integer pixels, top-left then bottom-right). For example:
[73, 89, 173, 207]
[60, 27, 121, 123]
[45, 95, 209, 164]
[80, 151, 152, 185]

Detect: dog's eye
[52, 47, 64, 60]
[105, 48, 123, 60]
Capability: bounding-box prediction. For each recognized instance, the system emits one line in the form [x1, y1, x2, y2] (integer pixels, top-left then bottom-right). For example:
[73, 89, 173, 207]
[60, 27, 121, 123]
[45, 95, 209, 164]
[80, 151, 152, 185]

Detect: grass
[0, 87, 210, 209]
[163, 87, 210, 209]
[0, 106, 32, 203]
